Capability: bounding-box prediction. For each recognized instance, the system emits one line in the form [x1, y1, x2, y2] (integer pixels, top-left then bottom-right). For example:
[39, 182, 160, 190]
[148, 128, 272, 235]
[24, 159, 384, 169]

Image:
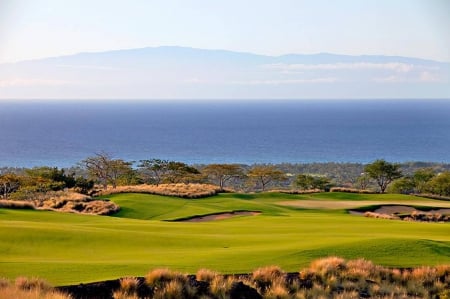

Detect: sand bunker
[350, 205, 450, 222]
[175, 211, 261, 222]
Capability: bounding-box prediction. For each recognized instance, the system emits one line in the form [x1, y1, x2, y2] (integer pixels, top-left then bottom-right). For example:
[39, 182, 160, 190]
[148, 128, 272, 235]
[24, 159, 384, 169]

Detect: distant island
[1, 46, 449, 99]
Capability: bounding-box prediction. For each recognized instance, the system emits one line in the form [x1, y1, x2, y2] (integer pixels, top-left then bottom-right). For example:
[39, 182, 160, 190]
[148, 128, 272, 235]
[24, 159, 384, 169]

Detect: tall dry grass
[0, 277, 70, 299]
[99, 183, 221, 198]
[0, 190, 119, 215]
[5, 259, 450, 298]
[330, 187, 375, 194]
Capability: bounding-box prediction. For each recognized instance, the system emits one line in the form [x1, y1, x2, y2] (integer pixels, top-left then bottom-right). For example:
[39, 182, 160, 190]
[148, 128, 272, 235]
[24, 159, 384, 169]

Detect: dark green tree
[426, 171, 450, 196]
[364, 159, 402, 193]
[412, 168, 435, 194]
[295, 174, 332, 191]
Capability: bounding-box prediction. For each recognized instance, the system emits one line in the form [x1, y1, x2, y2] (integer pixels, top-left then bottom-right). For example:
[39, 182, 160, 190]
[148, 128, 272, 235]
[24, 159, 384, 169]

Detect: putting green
[0, 192, 449, 285]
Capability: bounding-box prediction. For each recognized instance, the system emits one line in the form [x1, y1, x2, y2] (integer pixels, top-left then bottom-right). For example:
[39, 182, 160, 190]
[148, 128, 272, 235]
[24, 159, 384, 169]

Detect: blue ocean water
[0, 100, 449, 167]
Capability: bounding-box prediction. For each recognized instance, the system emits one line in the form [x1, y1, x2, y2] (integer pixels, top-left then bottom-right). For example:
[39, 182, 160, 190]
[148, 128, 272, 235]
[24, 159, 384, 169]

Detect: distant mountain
[0, 46, 449, 99]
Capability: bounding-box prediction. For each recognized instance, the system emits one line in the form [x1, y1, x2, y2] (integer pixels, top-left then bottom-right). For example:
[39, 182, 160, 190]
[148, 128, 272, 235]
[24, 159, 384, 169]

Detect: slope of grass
[1, 192, 449, 285]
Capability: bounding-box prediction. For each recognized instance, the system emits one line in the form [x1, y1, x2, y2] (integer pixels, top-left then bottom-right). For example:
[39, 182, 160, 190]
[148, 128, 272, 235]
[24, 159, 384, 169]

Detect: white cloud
[230, 77, 338, 85]
[263, 62, 425, 73]
[419, 71, 441, 82]
[56, 64, 119, 71]
[0, 78, 71, 87]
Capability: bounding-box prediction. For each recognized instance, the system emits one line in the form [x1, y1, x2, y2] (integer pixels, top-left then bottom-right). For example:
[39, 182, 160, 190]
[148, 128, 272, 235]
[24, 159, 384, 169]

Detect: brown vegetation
[1, 190, 120, 215]
[271, 189, 322, 194]
[330, 187, 375, 194]
[98, 183, 222, 198]
[52, 258, 450, 298]
[0, 277, 70, 299]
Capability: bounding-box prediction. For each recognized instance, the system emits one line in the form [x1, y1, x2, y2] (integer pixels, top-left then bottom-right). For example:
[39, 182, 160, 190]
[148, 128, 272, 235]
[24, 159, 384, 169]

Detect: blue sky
[0, 0, 449, 63]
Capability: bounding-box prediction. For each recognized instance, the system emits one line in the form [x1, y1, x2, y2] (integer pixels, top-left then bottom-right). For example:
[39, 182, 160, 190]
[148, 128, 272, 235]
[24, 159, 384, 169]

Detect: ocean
[0, 99, 449, 168]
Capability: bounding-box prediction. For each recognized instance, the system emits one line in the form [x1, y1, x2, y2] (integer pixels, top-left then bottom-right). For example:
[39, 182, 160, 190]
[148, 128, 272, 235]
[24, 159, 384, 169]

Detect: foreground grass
[3, 257, 450, 298]
[0, 192, 449, 285]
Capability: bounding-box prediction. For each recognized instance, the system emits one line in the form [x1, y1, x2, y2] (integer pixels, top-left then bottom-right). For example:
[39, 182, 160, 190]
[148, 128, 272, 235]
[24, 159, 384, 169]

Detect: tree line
[1, 154, 450, 199]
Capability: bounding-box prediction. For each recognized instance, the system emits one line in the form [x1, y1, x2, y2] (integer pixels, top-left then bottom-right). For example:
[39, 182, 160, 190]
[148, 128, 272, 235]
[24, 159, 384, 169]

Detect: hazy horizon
[1, 1, 449, 100]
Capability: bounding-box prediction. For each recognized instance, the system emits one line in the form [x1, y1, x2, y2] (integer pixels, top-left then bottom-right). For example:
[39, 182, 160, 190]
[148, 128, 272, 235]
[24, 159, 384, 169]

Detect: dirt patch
[173, 211, 261, 222]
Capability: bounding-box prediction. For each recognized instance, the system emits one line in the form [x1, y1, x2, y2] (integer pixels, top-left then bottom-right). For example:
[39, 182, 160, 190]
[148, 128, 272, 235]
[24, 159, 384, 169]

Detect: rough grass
[80, 259, 450, 298]
[1, 190, 119, 215]
[0, 199, 35, 209]
[0, 192, 449, 285]
[99, 183, 221, 198]
[330, 187, 375, 193]
[0, 277, 70, 299]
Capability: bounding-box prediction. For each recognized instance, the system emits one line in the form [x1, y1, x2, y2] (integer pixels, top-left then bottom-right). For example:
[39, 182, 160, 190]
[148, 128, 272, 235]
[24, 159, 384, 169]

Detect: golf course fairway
[1, 192, 449, 285]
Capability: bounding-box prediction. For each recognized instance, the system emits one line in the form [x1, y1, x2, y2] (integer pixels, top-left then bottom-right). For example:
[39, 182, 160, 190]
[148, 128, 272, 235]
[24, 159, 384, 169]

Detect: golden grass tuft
[0, 277, 70, 299]
[153, 279, 185, 299]
[99, 183, 221, 198]
[364, 211, 399, 220]
[309, 256, 347, 277]
[145, 268, 187, 288]
[196, 268, 220, 283]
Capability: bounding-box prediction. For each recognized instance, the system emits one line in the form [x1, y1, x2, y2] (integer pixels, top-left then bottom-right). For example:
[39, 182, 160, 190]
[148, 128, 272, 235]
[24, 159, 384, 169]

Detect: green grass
[0, 192, 449, 285]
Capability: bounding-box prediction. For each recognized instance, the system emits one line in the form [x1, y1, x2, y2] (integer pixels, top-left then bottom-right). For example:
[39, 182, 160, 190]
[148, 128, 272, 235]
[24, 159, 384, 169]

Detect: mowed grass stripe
[0, 192, 449, 285]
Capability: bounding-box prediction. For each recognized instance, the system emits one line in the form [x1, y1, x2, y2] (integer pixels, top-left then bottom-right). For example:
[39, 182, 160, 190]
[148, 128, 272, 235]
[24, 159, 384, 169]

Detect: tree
[82, 153, 133, 189]
[0, 173, 21, 198]
[138, 159, 170, 185]
[426, 171, 450, 196]
[412, 168, 435, 194]
[247, 165, 287, 191]
[388, 177, 415, 194]
[164, 161, 200, 183]
[25, 166, 76, 189]
[295, 174, 332, 191]
[202, 164, 244, 190]
[364, 159, 402, 193]
[355, 173, 371, 190]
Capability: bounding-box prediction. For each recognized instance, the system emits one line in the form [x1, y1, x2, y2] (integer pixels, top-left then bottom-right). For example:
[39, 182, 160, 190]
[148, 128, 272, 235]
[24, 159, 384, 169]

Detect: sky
[0, 0, 449, 63]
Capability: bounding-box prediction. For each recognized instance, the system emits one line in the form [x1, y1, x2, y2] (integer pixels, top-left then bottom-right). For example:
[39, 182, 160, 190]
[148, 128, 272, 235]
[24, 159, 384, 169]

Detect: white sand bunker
[175, 211, 261, 222]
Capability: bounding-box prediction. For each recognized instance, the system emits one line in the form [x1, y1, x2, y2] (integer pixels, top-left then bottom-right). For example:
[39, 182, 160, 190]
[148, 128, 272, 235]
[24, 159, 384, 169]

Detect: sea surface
[0, 100, 449, 168]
